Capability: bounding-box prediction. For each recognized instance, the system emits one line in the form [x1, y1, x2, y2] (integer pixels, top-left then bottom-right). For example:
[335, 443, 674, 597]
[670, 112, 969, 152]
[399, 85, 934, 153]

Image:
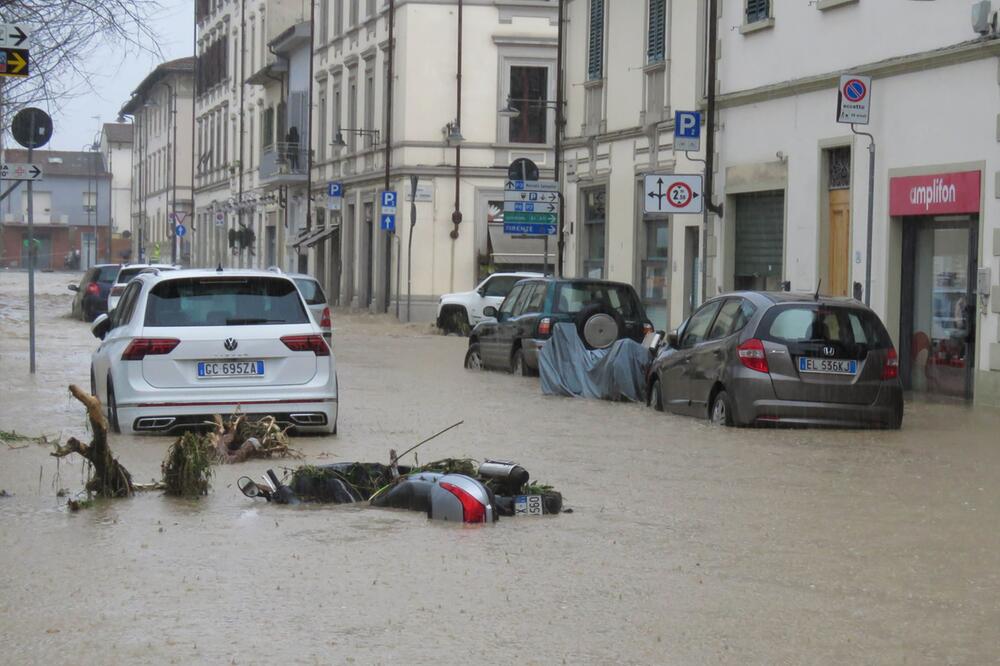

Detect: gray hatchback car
[647, 292, 903, 428]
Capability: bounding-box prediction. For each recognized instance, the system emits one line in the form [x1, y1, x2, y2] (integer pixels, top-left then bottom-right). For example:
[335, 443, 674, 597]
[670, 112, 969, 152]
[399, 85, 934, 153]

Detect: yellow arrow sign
[0, 48, 28, 77]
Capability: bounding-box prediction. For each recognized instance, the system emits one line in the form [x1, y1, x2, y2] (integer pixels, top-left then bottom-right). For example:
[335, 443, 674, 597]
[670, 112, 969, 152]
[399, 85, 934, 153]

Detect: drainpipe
[555, 0, 564, 277]
[450, 0, 463, 241]
[702, 0, 724, 301]
[307, 0, 316, 238]
[385, 0, 396, 313]
[238, 0, 247, 267]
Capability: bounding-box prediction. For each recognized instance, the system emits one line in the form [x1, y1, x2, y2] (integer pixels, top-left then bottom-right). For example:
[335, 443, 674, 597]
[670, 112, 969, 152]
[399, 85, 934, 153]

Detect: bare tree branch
[0, 1, 165, 128]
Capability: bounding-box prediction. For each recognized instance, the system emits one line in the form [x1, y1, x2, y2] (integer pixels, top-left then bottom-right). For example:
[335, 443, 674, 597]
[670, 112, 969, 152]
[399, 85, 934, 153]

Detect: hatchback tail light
[439, 481, 487, 523]
[85, 282, 100, 296]
[281, 334, 330, 356]
[320, 307, 331, 329]
[121, 338, 180, 361]
[537, 317, 552, 338]
[881, 347, 899, 380]
[737, 338, 769, 374]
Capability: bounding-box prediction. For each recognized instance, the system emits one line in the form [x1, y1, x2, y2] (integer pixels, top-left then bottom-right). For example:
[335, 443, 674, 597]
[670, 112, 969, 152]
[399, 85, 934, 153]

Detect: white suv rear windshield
[145, 277, 309, 327]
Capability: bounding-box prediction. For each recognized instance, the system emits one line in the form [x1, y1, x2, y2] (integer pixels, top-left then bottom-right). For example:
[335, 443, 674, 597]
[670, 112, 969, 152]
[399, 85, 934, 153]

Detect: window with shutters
[647, 0, 666, 64]
[587, 0, 604, 81]
[508, 66, 548, 144]
[262, 107, 274, 150]
[745, 0, 770, 23]
[319, 0, 329, 43]
[581, 187, 607, 279]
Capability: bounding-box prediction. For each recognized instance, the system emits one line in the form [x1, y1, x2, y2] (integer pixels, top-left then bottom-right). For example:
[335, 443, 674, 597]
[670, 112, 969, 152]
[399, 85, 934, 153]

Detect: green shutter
[588, 0, 604, 81]
[647, 0, 666, 64]
[746, 0, 770, 23]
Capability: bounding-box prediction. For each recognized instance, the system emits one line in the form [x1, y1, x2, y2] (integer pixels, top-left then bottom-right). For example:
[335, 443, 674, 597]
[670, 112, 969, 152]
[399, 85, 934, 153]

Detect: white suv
[436, 272, 543, 334]
[89, 269, 338, 435]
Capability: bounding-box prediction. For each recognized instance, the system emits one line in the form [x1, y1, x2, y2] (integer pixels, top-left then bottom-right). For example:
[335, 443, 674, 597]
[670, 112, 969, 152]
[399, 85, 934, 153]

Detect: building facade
[312, 0, 559, 318]
[193, 0, 307, 271]
[561, 0, 706, 331]
[0, 150, 115, 270]
[121, 57, 196, 265]
[714, 0, 1000, 406]
[100, 123, 134, 247]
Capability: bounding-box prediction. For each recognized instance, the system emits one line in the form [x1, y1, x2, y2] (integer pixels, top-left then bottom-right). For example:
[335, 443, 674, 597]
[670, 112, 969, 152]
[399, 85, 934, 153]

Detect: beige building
[99, 123, 133, 244]
[561, 0, 706, 331]
[120, 57, 196, 265]
[312, 0, 558, 317]
[192, 0, 307, 271]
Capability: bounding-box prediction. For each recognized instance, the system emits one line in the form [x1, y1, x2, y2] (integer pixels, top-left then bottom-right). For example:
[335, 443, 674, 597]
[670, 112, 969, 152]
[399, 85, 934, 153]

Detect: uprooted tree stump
[51, 385, 133, 498]
[209, 413, 299, 464]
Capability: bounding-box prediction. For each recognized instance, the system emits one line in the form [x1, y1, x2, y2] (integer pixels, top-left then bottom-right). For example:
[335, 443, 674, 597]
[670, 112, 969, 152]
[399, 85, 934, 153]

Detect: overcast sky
[48, 1, 193, 151]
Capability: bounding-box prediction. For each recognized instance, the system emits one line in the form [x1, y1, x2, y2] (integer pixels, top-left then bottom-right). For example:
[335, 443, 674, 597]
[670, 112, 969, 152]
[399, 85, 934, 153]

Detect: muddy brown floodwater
[2, 270, 1000, 664]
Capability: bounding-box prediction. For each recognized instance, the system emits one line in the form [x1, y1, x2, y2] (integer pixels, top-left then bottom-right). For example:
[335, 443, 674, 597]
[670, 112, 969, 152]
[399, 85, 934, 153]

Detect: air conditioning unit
[972, 0, 995, 34]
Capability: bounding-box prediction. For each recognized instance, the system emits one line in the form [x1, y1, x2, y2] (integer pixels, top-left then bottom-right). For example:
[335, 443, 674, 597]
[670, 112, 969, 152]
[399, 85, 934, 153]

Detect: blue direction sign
[380, 213, 395, 232]
[503, 222, 556, 236]
[328, 181, 343, 197]
[674, 111, 701, 152]
[175, 224, 187, 237]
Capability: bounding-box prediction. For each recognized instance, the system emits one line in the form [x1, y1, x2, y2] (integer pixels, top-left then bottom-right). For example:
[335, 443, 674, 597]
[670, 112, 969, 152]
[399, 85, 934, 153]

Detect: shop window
[640, 216, 669, 330]
[582, 187, 606, 279]
[508, 66, 548, 144]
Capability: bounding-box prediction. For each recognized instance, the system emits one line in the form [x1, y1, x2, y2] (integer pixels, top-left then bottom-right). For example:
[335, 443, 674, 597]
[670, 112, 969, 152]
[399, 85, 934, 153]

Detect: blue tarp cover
[539, 323, 650, 402]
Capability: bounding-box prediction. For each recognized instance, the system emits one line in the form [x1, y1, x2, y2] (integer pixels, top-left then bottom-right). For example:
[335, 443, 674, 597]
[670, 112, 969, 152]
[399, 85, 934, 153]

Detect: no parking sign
[837, 74, 871, 125]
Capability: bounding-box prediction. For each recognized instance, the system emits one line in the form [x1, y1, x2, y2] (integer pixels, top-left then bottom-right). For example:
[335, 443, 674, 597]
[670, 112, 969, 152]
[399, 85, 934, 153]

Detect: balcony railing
[260, 142, 309, 183]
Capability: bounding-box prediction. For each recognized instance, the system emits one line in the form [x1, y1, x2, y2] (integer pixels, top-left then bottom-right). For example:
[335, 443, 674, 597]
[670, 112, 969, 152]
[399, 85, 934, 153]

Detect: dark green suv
[464, 278, 653, 375]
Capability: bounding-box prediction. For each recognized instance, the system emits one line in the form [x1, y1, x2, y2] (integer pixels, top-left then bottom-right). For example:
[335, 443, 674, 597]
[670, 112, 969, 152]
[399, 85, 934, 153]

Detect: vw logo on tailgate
[224, 338, 238, 351]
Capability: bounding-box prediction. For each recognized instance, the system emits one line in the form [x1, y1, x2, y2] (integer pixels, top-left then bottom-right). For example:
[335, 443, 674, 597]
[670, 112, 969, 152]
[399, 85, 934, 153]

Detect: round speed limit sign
[668, 182, 693, 208]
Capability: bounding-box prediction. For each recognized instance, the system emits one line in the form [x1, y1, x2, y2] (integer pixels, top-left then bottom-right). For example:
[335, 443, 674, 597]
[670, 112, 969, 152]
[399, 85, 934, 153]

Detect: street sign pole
[407, 175, 417, 322]
[26, 113, 35, 373]
[837, 75, 874, 304]
[854, 126, 876, 306]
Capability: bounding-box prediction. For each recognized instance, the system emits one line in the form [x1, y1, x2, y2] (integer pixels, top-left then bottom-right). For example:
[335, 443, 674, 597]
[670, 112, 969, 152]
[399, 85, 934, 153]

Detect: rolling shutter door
[734, 190, 784, 291]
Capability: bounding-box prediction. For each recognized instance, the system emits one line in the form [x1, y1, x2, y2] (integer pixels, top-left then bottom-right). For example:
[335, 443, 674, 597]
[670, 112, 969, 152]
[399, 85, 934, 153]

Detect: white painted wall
[716, 1, 1000, 404]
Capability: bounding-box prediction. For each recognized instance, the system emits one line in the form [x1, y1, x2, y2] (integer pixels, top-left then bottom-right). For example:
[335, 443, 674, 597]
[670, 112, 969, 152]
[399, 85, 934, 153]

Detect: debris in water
[50, 385, 133, 498]
[161, 432, 215, 497]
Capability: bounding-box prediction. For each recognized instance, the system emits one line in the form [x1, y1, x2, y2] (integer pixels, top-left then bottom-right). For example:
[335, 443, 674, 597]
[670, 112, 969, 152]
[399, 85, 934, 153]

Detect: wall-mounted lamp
[445, 120, 464, 144]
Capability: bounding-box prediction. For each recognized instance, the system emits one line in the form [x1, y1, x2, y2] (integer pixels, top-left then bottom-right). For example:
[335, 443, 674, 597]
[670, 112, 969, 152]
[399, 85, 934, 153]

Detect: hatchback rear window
[96, 266, 120, 283]
[293, 278, 326, 305]
[118, 266, 177, 283]
[554, 282, 640, 318]
[764, 305, 890, 348]
[145, 277, 309, 327]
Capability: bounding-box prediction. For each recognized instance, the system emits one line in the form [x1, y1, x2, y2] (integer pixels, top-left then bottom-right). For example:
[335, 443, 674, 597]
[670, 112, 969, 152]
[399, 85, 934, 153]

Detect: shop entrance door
[900, 216, 978, 400]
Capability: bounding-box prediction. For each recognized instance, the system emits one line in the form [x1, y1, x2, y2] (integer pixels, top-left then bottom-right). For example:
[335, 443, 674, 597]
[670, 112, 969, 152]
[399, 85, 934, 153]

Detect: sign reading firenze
[889, 170, 981, 216]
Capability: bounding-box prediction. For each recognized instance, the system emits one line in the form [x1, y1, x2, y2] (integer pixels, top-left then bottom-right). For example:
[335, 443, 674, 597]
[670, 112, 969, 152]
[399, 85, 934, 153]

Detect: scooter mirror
[237, 476, 259, 498]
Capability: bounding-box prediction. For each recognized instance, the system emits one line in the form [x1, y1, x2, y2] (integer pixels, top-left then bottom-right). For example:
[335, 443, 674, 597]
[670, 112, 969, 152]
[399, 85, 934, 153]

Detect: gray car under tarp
[539, 323, 651, 402]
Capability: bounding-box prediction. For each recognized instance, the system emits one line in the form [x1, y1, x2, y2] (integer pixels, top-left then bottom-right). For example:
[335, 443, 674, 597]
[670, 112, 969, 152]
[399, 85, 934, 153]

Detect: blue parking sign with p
[674, 111, 701, 152]
[328, 181, 343, 197]
[381, 191, 397, 209]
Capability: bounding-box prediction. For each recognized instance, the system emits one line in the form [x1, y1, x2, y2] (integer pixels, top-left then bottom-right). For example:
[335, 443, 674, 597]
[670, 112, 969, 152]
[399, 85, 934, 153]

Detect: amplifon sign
[889, 170, 981, 216]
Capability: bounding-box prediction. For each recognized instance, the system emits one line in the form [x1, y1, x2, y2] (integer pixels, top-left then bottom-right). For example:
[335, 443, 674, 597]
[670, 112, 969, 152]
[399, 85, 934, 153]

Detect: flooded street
[2, 270, 999, 664]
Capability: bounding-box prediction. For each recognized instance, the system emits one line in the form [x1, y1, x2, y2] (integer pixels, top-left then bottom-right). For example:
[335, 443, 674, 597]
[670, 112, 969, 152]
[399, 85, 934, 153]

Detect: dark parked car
[647, 292, 903, 429]
[465, 278, 653, 375]
[68, 263, 121, 321]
